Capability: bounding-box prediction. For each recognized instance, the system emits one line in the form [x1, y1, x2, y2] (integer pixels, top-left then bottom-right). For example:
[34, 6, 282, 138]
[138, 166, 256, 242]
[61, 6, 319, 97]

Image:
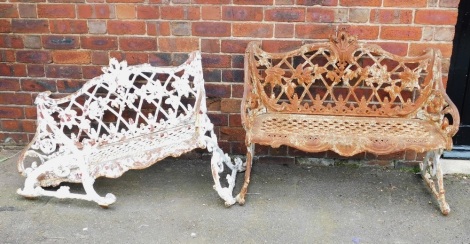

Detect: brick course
[0, 0, 460, 164]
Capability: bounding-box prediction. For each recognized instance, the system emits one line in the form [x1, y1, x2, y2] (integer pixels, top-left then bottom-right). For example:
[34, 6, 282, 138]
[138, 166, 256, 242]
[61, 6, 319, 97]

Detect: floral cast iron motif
[239, 30, 460, 215]
[17, 52, 244, 207]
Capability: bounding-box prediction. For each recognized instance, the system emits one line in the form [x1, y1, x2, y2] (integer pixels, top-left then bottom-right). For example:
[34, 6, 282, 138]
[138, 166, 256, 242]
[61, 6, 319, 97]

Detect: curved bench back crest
[245, 31, 457, 131]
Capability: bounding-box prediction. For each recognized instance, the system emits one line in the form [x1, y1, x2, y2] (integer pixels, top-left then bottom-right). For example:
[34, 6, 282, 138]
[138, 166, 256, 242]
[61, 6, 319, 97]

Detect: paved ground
[1, 149, 470, 243]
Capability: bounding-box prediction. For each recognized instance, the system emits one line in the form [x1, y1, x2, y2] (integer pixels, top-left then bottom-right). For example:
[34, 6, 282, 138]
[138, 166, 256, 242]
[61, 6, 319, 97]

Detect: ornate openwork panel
[247, 32, 436, 118]
[17, 51, 243, 207]
[238, 31, 460, 215]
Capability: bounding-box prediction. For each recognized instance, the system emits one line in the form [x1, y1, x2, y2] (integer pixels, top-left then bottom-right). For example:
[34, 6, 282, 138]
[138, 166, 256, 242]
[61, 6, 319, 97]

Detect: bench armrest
[242, 42, 264, 132]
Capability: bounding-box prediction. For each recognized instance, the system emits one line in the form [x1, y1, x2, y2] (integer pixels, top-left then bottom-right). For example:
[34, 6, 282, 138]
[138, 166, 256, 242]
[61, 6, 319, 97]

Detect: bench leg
[236, 142, 254, 205]
[203, 118, 245, 207]
[17, 156, 116, 207]
[420, 149, 450, 215]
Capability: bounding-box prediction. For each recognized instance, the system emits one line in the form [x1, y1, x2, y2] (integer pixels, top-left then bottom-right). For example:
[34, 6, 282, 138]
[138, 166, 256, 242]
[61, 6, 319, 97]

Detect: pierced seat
[251, 114, 447, 156]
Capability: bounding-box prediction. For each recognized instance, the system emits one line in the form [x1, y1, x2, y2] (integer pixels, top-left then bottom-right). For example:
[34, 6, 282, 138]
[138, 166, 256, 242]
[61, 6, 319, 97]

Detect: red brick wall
[0, 0, 460, 164]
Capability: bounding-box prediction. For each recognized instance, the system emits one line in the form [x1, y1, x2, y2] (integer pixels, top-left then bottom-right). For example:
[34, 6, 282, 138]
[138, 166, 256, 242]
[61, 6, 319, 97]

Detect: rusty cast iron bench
[17, 51, 243, 207]
[238, 31, 460, 215]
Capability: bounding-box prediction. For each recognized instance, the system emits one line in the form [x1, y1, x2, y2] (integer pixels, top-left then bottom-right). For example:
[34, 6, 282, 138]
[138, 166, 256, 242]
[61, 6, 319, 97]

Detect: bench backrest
[32, 51, 205, 154]
[245, 31, 442, 118]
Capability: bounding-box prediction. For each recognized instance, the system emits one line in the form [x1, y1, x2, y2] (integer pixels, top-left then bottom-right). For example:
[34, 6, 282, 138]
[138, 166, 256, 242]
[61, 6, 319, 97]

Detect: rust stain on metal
[238, 30, 459, 215]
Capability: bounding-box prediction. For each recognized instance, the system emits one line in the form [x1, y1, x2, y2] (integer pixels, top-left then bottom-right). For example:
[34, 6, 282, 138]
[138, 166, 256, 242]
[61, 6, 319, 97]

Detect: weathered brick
[91, 51, 109, 65]
[194, 0, 230, 3]
[275, 23, 294, 38]
[12, 19, 48, 33]
[46, 65, 82, 79]
[21, 79, 56, 92]
[37, 4, 75, 18]
[0, 4, 19, 17]
[202, 54, 231, 68]
[296, 24, 334, 39]
[147, 21, 171, 36]
[21, 120, 36, 133]
[136, 5, 159, 19]
[440, 0, 459, 8]
[383, 0, 426, 7]
[52, 51, 91, 64]
[2, 119, 20, 132]
[435, 27, 455, 41]
[108, 20, 145, 35]
[0, 35, 23, 48]
[50, 20, 88, 34]
[220, 98, 241, 113]
[265, 8, 305, 22]
[0, 79, 20, 91]
[422, 26, 433, 41]
[17, 51, 51, 64]
[26, 64, 45, 77]
[259, 156, 295, 164]
[0, 106, 24, 119]
[81, 36, 117, 50]
[306, 7, 337, 23]
[82, 65, 102, 79]
[220, 126, 245, 141]
[149, 52, 171, 66]
[381, 26, 421, 41]
[233, 23, 273, 38]
[345, 25, 380, 40]
[409, 43, 453, 58]
[203, 69, 221, 83]
[262, 40, 303, 53]
[18, 4, 36, 18]
[221, 40, 250, 54]
[192, 22, 231, 37]
[120, 37, 157, 51]
[0, 92, 32, 105]
[0, 50, 15, 62]
[297, 0, 337, 5]
[116, 4, 136, 19]
[207, 113, 228, 126]
[222, 6, 263, 21]
[415, 10, 457, 25]
[161, 6, 200, 20]
[158, 37, 198, 52]
[371, 9, 412, 24]
[24, 106, 37, 119]
[78, 4, 114, 19]
[349, 8, 369, 23]
[110, 51, 148, 65]
[0, 63, 26, 77]
[88, 20, 107, 34]
[24, 35, 41, 49]
[233, 0, 272, 4]
[222, 70, 244, 83]
[42, 35, 79, 49]
[201, 6, 220, 20]
[56, 80, 86, 93]
[171, 22, 191, 36]
[232, 55, 244, 69]
[205, 83, 231, 98]
[341, 0, 380, 6]
[201, 39, 220, 53]
[374, 42, 408, 56]
[107, 0, 143, 3]
[232, 83, 244, 98]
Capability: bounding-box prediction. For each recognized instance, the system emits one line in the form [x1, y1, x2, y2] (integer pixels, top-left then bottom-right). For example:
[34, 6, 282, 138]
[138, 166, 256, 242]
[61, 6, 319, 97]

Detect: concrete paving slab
[1, 149, 470, 243]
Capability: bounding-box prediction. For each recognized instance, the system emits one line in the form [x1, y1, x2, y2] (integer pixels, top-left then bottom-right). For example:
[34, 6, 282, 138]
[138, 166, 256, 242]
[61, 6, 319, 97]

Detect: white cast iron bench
[239, 31, 460, 215]
[17, 51, 243, 207]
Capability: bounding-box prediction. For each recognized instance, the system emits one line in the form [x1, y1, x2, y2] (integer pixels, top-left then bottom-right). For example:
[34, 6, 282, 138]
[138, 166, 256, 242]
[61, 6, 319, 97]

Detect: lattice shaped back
[247, 31, 438, 118]
[33, 51, 204, 155]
